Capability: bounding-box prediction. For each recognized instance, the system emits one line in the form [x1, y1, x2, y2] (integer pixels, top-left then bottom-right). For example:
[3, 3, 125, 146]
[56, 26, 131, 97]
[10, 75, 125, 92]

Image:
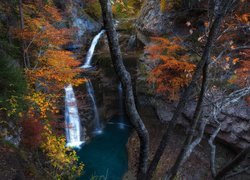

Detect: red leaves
[146, 37, 195, 100]
[21, 113, 45, 150]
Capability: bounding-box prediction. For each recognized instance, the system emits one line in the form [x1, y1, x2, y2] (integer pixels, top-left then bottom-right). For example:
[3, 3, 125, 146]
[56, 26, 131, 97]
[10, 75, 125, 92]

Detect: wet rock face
[209, 101, 250, 150]
[71, 0, 101, 41]
[136, 0, 208, 39]
[136, 0, 172, 36]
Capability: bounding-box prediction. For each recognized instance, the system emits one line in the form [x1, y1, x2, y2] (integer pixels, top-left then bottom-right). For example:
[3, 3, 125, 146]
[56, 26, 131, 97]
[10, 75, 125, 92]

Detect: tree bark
[215, 146, 250, 180]
[98, 0, 149, 178]
[146, 1, 231, 179]
[19, 0, 30, 68]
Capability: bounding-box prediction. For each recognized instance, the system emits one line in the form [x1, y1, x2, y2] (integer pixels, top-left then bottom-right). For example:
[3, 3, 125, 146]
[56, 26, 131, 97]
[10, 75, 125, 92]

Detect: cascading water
[80, 30, 105, 133]
[80, 30, 105, 68]
[85, 80, 102, 134]
[65, 84, 84, 148]
[118, 83, 126, 129]
[64, 29, 104, 147]
[78, 81, 132, 179]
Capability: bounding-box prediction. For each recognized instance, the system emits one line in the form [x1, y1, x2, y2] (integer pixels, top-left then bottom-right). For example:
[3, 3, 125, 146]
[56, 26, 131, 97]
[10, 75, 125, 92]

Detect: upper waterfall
[80, 30, 106, 68]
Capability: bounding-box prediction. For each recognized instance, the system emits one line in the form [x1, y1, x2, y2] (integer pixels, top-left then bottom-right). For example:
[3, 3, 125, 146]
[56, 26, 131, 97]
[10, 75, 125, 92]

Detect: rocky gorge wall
[134, 0, 250, 151]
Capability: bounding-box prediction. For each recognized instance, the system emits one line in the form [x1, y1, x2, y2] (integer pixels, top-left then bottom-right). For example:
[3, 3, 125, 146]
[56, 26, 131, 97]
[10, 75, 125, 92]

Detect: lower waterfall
[65, 84, 84, 148]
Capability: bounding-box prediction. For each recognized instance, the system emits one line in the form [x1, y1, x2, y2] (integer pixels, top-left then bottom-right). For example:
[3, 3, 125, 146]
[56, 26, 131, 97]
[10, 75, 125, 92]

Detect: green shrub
[0, 50, 27, 118]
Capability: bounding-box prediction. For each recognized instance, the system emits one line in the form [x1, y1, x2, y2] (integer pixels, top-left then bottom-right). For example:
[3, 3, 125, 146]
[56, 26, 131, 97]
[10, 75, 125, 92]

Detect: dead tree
[98, 0, 149, 178]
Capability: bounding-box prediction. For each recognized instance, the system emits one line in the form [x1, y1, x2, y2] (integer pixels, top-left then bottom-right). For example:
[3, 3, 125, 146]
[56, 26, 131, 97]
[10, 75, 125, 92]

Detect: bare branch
[208, 121, 221, 177]
[225, 166, 250, 179]
[208, 86, 250, 177]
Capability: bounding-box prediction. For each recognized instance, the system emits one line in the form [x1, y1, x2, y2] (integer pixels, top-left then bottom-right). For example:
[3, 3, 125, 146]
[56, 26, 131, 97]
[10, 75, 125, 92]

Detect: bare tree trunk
[19, 0, 30, 68]
[215, 146, 250, 180]
[146, 1, 231, 179]
[19, 0, 26, 67]
[19, 0, 30, 67]
[164, 60, 209, 180]
[98, 0, 149, 178]
[19, 0, 24, 29]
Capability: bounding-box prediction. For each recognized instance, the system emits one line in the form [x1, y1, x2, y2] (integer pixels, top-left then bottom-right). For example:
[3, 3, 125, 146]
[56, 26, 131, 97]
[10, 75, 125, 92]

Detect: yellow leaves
[6, 95, 19, 117]
[41, 129, 84, 177]
[160, 0, 167, 12]
[25, 92, 58, 118]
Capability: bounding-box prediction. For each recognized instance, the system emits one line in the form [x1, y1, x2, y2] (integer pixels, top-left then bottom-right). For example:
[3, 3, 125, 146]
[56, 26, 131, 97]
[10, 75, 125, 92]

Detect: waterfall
[64, 29, 104, 147]
[65, 84, 84, 148]
[118, 83, 126, 129]
[86, 79, 102, 134]
[80, 30, 106, 68]
[118, 83, 123, 115]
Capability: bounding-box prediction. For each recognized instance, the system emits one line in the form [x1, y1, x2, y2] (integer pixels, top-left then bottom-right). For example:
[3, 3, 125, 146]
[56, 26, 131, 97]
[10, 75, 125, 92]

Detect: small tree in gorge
[146, 37, 195, 100]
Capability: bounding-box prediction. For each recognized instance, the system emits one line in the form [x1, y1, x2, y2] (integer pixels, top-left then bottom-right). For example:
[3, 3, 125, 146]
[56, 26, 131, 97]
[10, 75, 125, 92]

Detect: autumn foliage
[12, 0, 84, 177]
[146, 37, 195, 100]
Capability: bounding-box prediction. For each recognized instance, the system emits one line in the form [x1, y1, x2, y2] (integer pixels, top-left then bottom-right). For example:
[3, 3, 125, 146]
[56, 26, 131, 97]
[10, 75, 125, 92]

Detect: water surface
[78, 116, 131, 180]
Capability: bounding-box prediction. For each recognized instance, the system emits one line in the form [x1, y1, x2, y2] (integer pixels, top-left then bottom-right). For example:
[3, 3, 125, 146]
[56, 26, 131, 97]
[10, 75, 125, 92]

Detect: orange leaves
[236, 13, 249, 24]
[43, 4, 62, 22]
[11, 0, 73, 49]
[146, 37, 195, 100]
[228, 49, 249, 88]
[17, 0, 84, 128]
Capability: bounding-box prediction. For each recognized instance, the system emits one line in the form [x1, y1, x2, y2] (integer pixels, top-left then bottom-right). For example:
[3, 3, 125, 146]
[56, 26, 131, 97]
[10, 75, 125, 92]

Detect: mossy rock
[84, 2, 102, 21]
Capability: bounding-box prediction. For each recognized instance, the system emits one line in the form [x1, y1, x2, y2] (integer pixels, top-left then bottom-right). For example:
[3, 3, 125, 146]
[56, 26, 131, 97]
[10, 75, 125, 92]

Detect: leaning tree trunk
[98, 0, 149, 178]
[146, 1, 232, 179]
